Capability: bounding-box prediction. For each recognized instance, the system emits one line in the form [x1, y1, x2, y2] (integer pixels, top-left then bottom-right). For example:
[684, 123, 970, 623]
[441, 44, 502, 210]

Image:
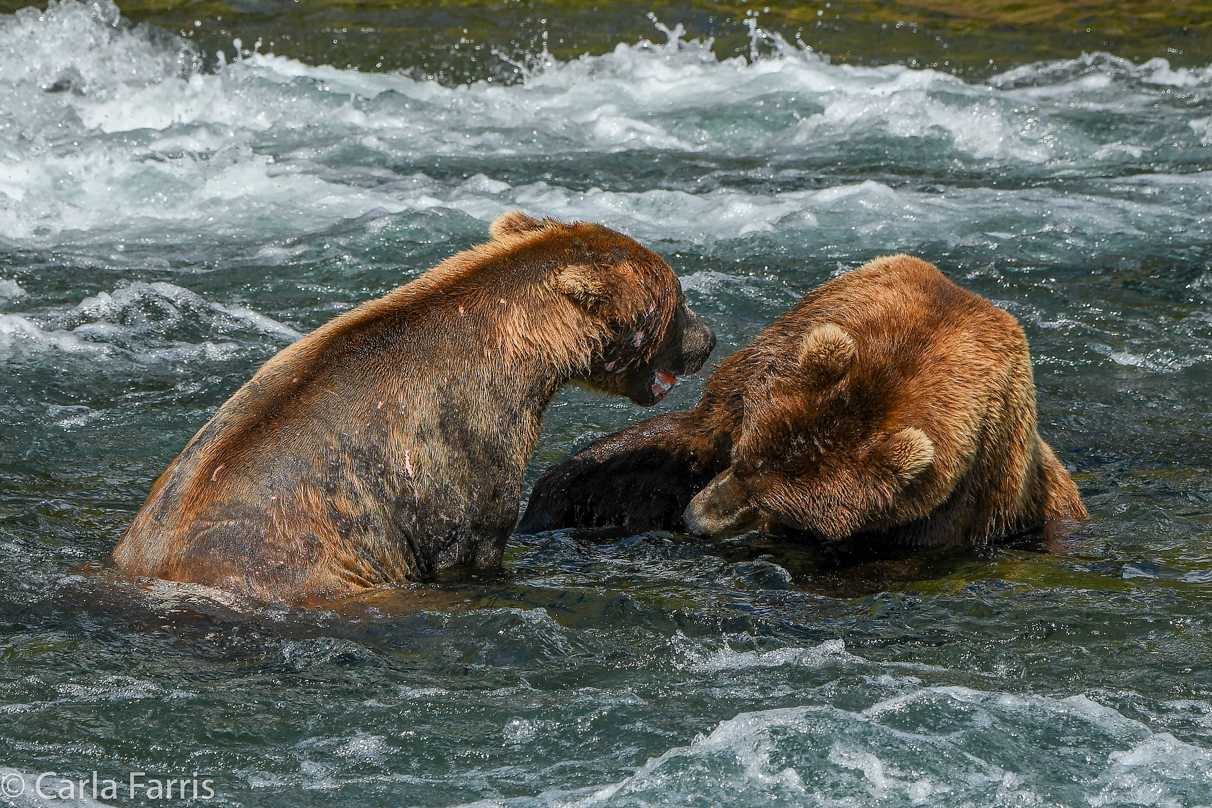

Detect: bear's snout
[683, 467, 763, 537]
[622, 300, 716, 406]
[676, 303, 716, 376]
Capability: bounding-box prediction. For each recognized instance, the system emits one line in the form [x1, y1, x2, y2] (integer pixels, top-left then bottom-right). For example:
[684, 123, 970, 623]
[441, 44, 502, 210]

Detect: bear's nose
[684, 467, 761, 537]
[680, 305, 716, 374]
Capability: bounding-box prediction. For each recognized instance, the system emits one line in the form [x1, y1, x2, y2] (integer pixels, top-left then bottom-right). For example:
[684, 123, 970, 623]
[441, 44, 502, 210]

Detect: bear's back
[703, 255, 1029, 418]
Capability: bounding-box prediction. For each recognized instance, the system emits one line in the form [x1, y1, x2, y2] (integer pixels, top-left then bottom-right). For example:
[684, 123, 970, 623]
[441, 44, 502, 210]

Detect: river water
[1, 1, 1212, 805]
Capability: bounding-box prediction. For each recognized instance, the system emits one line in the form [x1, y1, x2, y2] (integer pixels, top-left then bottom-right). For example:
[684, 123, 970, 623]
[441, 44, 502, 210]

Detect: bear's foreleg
[518, 410, 728, 533]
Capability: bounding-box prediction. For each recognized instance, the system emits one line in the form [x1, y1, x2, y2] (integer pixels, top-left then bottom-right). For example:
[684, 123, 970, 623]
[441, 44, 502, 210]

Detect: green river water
[1, 1, 1211, 805]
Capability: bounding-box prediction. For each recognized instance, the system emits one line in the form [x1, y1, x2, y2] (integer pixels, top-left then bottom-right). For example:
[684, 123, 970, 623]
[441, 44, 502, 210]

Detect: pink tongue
[651, 370, 676, 398]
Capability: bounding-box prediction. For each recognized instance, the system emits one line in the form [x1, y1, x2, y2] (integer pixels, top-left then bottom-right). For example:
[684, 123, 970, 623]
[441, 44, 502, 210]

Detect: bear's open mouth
[650, 369, 676, 400]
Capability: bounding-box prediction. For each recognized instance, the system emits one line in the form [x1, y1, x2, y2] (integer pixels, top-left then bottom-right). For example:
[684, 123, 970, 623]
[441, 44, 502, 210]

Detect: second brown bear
[520, 254, 1087, 546]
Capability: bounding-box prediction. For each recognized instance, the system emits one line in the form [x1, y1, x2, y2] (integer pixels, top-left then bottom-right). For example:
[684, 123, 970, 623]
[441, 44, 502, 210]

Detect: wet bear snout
[677, 303, 716, 375]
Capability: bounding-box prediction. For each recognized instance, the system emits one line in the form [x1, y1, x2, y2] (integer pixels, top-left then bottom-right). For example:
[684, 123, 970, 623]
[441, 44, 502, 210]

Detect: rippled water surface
[2, 2, 1212, 805]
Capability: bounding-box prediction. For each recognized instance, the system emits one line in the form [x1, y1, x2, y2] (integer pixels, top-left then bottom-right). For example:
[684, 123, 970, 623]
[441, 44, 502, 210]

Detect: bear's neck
[414, 339, 573, 461]
[368, 296, 593, 477]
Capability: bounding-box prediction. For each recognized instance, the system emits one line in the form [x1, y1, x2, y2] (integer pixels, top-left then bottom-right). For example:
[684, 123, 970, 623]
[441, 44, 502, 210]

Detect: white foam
[0, 0, 199, 93]
[828, 743, 891, 793]
[333, 731, 390, 763]
[397, 685, 449, 700]
[680, 269, 775, 300]
[513, 686, 1212, 808]
[46, 403, 100, 428]
[0, 281, 299, 361]
[572, 706, 811, 806]
[1191, 117, 1212, 145]
[990, 51, 1212, 92]
[674, 636, 855, 672]
[68, 281, 303, 341]
[1090, 342, 1212, 373]
[53, 675, 174, 703]
[0, 312, 110, 356]
[1, 2, 1206, 249]
[503, 718, 539, 744]
[1090, 733, 1212, 808]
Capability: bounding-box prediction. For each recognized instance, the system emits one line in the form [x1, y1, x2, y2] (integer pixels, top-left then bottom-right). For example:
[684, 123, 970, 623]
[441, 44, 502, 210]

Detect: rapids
[1, 2, 1211, 805]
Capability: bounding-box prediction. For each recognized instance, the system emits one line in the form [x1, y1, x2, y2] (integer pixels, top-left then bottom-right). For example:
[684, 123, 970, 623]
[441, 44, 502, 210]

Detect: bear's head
[489, 211, 716, 405]
[683, 322, 938, 539]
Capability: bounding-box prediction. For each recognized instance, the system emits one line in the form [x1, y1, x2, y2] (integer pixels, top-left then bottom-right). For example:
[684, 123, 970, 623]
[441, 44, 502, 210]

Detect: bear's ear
[799, 323, 855, 380]
[556, 264, 608, 311]
[490, 211, 548, 240]
[883, 427, 934, 484]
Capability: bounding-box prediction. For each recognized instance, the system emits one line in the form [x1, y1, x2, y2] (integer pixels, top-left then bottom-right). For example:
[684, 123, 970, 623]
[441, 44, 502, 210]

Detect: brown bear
[519, 254, 1086, 547]
[111, 212, 716, 604]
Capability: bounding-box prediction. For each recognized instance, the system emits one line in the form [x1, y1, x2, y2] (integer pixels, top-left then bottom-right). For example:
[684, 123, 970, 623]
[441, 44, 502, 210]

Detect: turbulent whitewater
[1, 1, 1211, 806]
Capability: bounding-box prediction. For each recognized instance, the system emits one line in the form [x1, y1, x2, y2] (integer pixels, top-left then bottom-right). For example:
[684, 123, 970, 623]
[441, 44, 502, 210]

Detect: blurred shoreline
[2, 0, 1208, 81]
